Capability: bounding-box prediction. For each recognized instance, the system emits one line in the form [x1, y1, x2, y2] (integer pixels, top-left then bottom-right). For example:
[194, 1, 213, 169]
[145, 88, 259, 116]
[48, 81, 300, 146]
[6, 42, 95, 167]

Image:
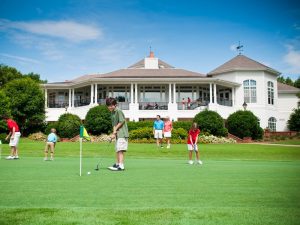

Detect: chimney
[149, 51, 154, 58]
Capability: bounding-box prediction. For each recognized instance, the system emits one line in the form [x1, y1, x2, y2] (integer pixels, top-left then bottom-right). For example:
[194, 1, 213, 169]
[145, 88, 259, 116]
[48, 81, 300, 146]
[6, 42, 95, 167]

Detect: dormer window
[243, 79, 256, 103]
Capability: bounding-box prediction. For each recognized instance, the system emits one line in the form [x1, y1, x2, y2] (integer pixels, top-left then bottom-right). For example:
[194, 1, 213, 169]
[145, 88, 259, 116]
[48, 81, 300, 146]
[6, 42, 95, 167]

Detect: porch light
[242, 102, 247, 111]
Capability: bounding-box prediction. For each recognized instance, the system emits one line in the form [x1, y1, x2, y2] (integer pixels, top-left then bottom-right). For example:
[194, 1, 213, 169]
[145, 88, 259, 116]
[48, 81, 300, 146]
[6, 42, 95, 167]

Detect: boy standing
[106, 97, 129, 171]
[44, 128, 57, 161]
[2, 115, 21, 160]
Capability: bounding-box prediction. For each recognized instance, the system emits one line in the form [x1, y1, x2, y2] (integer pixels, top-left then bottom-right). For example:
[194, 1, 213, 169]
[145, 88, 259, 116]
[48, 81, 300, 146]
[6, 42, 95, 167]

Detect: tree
[0, 64, 22, 88]
[3, 77, 45, 135]
[193, 110, 227, 136]
[294, 77, 300, 89]
[277, 76, 286, 84]
[24, 72, 47, 83]
[0, 90, 11, 133]
[287, 108, 300, 131]
[226, 110, 263, 140]
[285, 77, 294, 86]
[85, 105, 112, 135]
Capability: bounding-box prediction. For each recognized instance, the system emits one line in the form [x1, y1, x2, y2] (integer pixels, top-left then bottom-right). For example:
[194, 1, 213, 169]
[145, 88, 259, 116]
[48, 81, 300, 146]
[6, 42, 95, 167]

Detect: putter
[94, 137, 113, 171]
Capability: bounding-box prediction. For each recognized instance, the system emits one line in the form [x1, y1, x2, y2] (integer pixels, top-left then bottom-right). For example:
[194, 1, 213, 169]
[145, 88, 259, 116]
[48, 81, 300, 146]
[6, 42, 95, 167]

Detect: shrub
[173, 121, 193, 132]
[193, 110, 228, 137]
[288, 108, 300, 131]
[85, 105, 112, 135]
[129, 127, 153, 140]
[57, 113, 82, 138]
[172, 128, 188, 140]
[28, 132, 47, 141]
[45, 121, 59, 135]
[0, 133, 9, 144]
[227, 110, 263, 140]
[127, 121, 153, 131]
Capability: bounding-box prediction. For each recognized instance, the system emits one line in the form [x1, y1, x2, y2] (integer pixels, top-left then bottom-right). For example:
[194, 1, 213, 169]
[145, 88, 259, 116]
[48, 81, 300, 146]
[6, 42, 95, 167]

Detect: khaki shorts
[154, 130, 163, 139]
[9, 132, 21, 147]
[164, 131, 171, 138]
[115, 138, 128, 152]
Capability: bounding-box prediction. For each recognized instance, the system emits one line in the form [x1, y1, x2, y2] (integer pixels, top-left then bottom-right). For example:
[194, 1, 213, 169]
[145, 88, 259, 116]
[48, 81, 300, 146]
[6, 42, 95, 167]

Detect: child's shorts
[187, 144, 198, 151]
[9, 132, 21, 147]
[115, 138, 128, 152]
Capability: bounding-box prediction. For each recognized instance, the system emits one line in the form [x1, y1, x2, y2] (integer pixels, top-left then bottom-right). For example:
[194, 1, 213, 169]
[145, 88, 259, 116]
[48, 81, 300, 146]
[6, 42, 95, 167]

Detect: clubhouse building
[42, 51, 299, 131]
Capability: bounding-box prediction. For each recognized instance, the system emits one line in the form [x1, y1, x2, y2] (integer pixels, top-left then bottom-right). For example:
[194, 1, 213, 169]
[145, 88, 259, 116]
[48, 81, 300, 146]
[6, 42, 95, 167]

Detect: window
[267, 81, 274, 105]
[243, 79, 256, 103]
[268, 117, 277, 131]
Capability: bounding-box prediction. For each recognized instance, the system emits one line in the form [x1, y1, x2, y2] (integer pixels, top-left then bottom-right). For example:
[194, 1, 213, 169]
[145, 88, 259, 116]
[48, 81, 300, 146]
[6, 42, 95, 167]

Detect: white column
[44, 89, 48, 108]
[131, 83, 134, 103]
[72, 88, 75, 107]
[214, 83, 217, 104]
[95, 84, 98, 104]
[90, 84, 94, 104]
[68, 89, 71, 107]
[135, 83, 138, 104]
[169, 83, 172, 103]
[209, 83, 212, 104]
[173, 83, 176, 103]
[232, 87, 235, 106]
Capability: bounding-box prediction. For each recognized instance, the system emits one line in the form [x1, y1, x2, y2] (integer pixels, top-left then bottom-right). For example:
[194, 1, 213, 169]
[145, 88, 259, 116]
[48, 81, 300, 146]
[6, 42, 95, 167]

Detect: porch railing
[139, 102, 168, 110]
[74, 99, 90, 107]
[177, 100, 209, 110]
[217, 98, 232, 106]
[48, 101, 68, 108]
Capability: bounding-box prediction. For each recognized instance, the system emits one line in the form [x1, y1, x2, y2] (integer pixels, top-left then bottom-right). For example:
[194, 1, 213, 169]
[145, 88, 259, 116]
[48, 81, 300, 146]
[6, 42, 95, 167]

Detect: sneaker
[166, 145, 170, 149]
[161, 145, 164, 148]
[13, 156, 19, 159]
[197, 160, 203, 165]
[50, 157, 54, 161]
[107, 163, 118, 170]
[44, 157, 48, 161]
[188, 160, 194, 165]
[108, 165, 125, 171]
[6, 155, 14, 160]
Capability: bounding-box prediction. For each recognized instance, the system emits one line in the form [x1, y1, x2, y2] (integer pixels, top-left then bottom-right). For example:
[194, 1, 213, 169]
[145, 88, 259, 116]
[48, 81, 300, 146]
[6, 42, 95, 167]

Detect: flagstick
[80, 137, 82, 176]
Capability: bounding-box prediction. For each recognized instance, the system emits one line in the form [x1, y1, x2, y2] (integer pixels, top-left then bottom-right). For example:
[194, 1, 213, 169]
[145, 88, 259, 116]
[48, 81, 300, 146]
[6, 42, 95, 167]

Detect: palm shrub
[226, 110, 263, 140]
[193, 110, 228, 136]
[287, 108, 300, 131]
[84, 105, 112, 135]
[57, 113, 82, 138]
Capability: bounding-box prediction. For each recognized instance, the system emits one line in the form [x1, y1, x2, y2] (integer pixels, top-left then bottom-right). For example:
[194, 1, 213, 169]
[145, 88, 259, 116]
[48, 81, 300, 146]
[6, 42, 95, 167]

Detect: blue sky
[0, 0, 299, 82]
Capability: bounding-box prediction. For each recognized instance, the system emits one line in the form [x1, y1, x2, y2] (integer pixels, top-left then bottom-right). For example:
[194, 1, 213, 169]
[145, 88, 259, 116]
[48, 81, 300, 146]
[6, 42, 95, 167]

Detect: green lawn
[0, 140, 300, 225]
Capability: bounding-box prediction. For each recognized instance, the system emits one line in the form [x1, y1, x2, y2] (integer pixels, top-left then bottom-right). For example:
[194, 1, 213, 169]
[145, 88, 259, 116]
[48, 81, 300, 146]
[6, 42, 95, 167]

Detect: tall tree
[3, 77, 45, 135]
[24, 72, 47, 83]
[285, 77, 294, 86]
[294, 77, 300, 89]
[0, 64, 22, 88]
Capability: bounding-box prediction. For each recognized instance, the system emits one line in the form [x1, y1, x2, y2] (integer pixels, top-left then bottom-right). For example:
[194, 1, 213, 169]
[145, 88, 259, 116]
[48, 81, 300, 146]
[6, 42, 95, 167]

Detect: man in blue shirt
[153, 115, 164, 148]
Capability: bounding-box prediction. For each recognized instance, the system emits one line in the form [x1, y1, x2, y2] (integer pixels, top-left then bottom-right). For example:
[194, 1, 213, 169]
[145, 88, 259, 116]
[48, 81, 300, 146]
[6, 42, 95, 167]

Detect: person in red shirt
[187, 122, 202, 165]
[2, 115, 21, 160]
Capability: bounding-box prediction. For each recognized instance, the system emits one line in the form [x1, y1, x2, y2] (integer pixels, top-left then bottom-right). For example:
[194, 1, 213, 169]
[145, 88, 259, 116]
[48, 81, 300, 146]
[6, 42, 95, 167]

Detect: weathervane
[236, 41, 244, 55]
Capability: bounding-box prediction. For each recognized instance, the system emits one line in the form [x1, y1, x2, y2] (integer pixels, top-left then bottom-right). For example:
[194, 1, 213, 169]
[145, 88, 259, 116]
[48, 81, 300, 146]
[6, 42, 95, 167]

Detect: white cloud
[0, 53, 40, 64]
[0, 19, 102, 42]
[283, 45, 300, 74]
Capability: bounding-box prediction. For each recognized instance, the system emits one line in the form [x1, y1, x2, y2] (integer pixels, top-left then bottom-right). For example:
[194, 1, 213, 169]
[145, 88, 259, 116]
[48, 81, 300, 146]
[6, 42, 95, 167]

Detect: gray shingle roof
[208, 55, 280, 75]
[128, 58, 174, 69]
[277, 82, 300, 93]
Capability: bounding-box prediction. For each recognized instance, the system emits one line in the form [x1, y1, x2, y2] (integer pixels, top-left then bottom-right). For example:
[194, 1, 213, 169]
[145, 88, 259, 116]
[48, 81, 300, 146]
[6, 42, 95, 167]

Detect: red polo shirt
[187, 128, 200, 144]
[7, 119, 20, 132]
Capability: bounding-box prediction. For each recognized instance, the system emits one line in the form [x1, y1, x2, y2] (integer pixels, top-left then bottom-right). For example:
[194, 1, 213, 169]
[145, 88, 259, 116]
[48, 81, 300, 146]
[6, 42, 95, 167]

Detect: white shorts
[154, 130, 163, 139]
[164, 131, 171, 138]
[9, 132, 21, 147]
[115, 138, 128, 152]
[187, 144, 198, 151]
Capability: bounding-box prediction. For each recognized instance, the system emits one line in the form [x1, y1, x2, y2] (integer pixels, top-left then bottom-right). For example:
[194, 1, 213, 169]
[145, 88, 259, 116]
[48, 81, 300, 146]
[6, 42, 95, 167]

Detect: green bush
[57, 113, 82, 138]
[173, 121, 192, 132]
[172, 128, 188, 140]
[85, 105, 112, 135]
[127, 121, 153, 131]
[129, 127, 153, 140]
[45, 121, 59, 135]
[0, 133, 9, 144]
[193, 110, 228, 137]
[288, 108, 300, 131]
[226, 110, 263, 140]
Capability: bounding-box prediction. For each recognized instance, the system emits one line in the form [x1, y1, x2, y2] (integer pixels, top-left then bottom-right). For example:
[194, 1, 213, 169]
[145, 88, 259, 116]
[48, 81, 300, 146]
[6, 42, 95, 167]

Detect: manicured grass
[271, 139, 300, 145]
[0, 140, 300, 225]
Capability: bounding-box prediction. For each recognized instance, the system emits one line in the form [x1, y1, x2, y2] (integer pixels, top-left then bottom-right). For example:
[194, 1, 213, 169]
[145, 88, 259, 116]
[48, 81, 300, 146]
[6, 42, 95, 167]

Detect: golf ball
[87, 171, 91, 175]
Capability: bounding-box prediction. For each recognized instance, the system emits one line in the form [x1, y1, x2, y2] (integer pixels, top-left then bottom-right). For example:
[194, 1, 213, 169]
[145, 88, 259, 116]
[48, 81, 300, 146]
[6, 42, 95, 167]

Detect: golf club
[94, 137, 113, 171]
